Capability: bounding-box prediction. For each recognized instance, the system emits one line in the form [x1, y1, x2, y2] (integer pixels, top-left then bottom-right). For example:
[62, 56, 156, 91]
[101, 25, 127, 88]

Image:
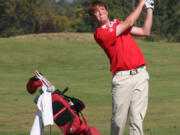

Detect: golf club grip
[33, 70, 52, 87]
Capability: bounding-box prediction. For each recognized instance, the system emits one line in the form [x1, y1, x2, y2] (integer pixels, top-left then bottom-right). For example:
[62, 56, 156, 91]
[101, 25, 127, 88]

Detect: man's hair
[88, 1, 107, 17]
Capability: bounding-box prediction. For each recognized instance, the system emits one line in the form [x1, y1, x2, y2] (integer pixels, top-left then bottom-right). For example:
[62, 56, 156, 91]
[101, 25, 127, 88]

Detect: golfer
[88, 0, 154, 135]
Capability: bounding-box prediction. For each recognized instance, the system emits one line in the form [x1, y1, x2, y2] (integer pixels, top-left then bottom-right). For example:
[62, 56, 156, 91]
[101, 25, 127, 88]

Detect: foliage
[0, 0, 179, 42]
[152, 0, 180, 42]
[0, 0, 34, 36]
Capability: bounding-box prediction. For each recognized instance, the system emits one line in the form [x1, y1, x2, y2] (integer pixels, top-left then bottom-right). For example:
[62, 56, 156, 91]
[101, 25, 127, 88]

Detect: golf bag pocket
[52, 93, 81, 134]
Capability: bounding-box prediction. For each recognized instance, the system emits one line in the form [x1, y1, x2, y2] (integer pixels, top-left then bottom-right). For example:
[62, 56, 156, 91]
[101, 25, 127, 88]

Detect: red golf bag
[26, 72, 101, 135]
[51, 89, 101, 135]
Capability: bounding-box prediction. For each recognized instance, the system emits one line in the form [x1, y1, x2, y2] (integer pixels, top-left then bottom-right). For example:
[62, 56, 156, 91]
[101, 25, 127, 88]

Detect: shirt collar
[101, 19, 117, 29]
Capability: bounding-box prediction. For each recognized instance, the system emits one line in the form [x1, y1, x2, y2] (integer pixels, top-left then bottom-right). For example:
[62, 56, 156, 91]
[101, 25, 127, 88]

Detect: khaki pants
[111, 69, 149, 135]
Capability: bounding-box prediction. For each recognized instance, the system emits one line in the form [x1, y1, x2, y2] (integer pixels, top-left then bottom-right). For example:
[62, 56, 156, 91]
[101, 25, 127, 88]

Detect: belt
[116, 66, 146, 76]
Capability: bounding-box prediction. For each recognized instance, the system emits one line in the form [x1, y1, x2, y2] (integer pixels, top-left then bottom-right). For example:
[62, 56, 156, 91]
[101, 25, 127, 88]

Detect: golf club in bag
[26, 71, 101, 135]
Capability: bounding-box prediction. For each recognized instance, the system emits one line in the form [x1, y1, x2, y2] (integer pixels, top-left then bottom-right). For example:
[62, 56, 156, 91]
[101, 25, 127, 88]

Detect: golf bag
[52, 89, 101, 135]
[26, 71, 101, 135]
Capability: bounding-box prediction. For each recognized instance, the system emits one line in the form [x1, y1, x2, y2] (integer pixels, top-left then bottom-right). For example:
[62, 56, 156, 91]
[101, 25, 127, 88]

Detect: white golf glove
[144, 0, 154, 9]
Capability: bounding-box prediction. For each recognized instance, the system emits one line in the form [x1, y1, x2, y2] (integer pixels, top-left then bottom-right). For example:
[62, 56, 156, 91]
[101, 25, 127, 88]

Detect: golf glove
[144, 0, 154, 9]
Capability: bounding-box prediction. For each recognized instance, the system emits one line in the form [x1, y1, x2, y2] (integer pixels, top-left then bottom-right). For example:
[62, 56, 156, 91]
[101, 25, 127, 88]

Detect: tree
[0, 0, 57, 36]
[0, 0, 179, 42]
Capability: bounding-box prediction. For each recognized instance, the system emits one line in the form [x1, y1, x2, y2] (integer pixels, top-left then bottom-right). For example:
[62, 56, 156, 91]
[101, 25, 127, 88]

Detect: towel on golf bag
[51, 90, 101, 135]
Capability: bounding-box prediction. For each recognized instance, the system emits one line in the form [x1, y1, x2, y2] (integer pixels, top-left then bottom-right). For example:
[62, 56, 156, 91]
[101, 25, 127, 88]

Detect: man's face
[93, 6, 109, 25]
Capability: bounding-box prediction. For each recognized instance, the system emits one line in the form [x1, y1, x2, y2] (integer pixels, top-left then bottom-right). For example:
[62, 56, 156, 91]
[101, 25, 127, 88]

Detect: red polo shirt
[94, 19, 146, 74]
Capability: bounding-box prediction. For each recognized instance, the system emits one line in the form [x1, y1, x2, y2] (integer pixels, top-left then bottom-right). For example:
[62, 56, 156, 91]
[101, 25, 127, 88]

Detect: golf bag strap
[75, 113, 91, 134]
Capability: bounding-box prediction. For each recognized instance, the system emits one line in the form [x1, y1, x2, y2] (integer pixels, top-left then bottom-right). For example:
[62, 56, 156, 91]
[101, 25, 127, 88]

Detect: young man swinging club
[88, 0, 154, 135]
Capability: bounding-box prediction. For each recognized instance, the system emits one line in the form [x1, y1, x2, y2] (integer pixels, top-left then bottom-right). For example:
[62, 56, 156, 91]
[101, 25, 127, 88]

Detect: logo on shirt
[101, 19, 117, 32]
[110, 28, 113, 32]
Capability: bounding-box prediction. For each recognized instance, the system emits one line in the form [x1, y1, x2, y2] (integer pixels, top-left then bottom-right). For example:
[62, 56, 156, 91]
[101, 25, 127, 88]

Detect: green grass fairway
[0, 33, 180, 135]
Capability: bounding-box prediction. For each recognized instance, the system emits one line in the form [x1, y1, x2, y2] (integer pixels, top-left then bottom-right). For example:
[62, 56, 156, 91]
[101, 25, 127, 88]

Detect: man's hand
[144, 0, 154, 9]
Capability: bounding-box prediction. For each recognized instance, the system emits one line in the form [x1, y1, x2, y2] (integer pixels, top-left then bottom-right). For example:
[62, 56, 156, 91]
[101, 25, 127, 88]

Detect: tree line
[0, 0, 179, 42]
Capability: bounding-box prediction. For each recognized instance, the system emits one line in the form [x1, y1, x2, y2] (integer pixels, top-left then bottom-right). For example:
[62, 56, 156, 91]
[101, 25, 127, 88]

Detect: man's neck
[98, 19, 110, 26]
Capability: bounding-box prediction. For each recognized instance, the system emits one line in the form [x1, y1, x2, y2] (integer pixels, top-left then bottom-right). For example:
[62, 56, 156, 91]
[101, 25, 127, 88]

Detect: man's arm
[130, 8, 153, 36]
[116, 0, 146, 36]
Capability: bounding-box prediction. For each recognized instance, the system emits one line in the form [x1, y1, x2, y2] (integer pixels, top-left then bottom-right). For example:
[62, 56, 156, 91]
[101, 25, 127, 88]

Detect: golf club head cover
[144, 0, 154, 9]
[26, 76, 42, 94]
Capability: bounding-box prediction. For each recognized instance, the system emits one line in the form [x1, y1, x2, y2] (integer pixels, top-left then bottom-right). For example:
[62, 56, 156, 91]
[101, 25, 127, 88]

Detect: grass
[0, 33, 180, 135]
